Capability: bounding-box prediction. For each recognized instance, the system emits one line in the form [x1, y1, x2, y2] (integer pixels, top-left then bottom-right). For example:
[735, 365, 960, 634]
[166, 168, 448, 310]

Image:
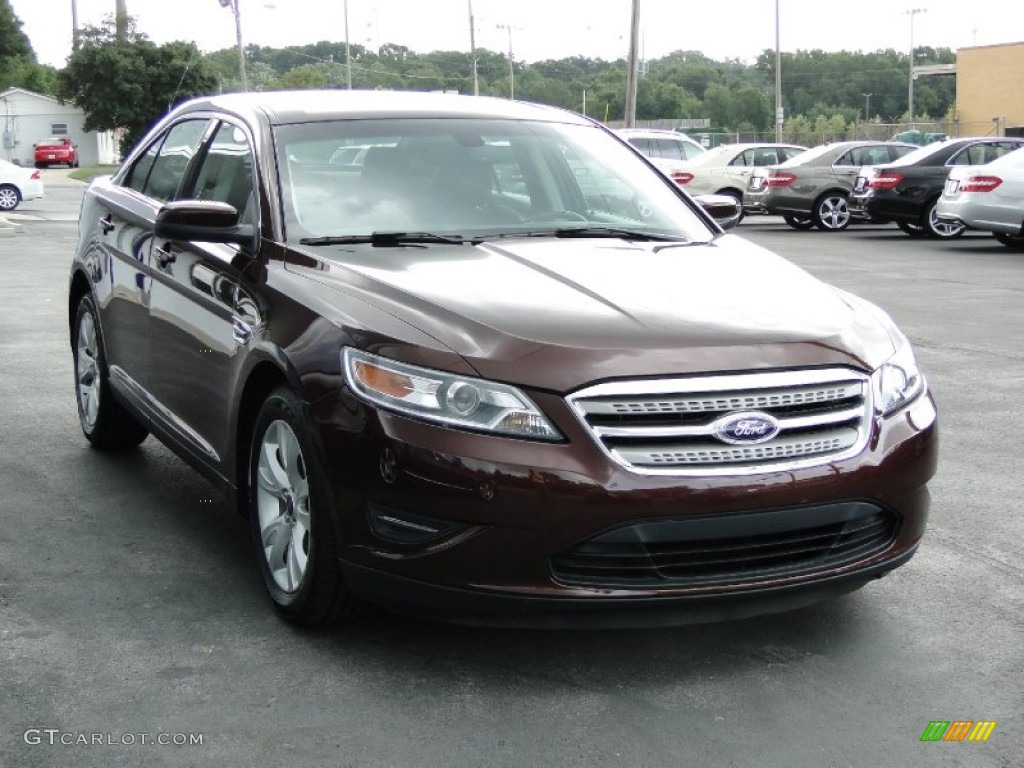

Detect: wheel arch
[232, 359, 292, 517]
[68, 269, 93, 342]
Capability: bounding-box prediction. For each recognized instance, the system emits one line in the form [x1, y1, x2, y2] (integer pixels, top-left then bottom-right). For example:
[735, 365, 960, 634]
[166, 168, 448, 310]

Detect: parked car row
[730, 136, 1024, 247]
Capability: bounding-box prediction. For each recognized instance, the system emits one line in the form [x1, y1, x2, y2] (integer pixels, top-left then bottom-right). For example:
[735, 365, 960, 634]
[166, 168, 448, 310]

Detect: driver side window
[137, 120, 210, 203]
[184, 122, 256, 222]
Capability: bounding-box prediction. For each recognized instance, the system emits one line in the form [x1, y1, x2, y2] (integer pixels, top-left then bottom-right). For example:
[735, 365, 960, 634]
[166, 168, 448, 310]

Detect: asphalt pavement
[0, 186, 1021, 768]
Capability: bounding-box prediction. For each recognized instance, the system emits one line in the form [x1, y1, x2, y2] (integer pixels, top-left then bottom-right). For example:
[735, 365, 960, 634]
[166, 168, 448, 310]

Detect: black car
[849, 137, 1024, 238]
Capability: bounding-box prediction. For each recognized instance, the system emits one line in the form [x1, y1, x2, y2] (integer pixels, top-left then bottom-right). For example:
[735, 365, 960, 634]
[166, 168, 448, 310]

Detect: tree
[0, 0, 32, 61]
[57, 17, 218, 154]
[0, 0, 59, 95]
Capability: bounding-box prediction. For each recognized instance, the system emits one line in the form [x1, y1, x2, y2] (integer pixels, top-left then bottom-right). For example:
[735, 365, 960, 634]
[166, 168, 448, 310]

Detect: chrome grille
[567, 369, 872, 475]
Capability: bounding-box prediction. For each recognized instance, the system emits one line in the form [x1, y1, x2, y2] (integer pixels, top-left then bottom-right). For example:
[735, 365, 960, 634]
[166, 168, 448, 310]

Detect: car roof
[167, 90, 592, 127]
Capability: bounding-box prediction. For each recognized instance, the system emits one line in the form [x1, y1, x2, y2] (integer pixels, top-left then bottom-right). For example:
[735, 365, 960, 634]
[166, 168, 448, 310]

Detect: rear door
[146, 120, 263, 474]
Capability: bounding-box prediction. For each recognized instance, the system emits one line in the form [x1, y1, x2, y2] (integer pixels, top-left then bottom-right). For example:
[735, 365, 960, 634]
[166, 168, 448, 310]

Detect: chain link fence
[606, 119, 1012, 148]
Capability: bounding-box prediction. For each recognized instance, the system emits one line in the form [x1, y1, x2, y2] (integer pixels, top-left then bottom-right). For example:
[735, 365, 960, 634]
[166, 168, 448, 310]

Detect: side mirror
[154, 200, 257, 251]
[693, 194, 742, 231]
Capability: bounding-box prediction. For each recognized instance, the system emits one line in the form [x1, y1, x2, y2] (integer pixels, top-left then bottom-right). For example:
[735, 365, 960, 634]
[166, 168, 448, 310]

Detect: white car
[0, 159, 45, 211]
[936, 145, 1024, 248]
[614, 128, 706, 183]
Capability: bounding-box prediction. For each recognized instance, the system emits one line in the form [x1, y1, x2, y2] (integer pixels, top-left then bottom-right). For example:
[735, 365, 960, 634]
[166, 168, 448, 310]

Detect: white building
[0, 87, 119, 167]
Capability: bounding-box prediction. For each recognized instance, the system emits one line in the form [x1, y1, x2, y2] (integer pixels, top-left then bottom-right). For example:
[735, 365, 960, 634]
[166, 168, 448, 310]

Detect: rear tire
[0, 184, 21, 212]
[994, 232, 1024, 249]
[249, 387, 360, 627]
[783, 215, 815, 230]
[72, 295, 149, 449]
[812, 192, 851, 231]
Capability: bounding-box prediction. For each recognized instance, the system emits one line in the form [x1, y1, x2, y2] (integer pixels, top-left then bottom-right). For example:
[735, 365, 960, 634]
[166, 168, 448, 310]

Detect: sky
[12, 0, 1024, 70]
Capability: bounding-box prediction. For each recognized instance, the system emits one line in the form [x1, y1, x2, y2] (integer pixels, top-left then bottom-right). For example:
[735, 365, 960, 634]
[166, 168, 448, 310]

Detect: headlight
[342, 348, 561, 440]
[873, 330, 925, 415]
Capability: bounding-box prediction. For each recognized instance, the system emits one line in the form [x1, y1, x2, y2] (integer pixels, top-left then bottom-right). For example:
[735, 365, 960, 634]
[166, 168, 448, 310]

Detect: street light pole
[623, 0, 640, 128]
[343, 0, 352, 89]
[497, 24, 515, 99]
[468, 0, 479, 96]
[774, 0, 782, 141]
[218, 0, 248, 91]
[906, 8, 926, 126]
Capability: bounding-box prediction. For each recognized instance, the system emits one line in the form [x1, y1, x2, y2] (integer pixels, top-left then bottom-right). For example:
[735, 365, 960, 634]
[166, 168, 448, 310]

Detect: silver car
[614, 128, 706, 182]
[936, 145, 1024, 248]
[745, 141, 916, 231]
[672, 143, 805, 220]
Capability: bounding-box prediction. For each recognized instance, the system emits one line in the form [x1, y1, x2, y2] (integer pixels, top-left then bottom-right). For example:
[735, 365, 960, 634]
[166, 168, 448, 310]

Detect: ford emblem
[713, 411, 780, 445]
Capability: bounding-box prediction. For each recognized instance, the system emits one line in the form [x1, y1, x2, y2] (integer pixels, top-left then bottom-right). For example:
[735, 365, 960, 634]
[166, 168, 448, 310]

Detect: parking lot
[1, 181, 1021, 767]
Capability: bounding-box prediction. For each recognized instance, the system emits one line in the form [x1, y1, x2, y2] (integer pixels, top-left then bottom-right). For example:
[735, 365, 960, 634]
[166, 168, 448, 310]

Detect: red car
[34, 137, 78, 168]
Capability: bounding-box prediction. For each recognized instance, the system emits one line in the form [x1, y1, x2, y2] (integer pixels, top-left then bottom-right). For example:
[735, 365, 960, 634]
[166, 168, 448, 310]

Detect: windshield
[273, 118, 714, 243]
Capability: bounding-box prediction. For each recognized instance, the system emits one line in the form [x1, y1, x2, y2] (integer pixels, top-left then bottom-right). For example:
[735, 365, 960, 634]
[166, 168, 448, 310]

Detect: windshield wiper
[299, 231, 466, 246]
[485, 227, 685, 242]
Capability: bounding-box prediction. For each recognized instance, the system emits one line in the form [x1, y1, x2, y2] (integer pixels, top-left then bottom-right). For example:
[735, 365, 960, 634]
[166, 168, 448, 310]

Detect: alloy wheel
[926, 203, 965, 238]
[75, 311, 101, 430]
[255, 419, 312, 594]
[814, 195, 850, 231]
[0, 185, 19, 211]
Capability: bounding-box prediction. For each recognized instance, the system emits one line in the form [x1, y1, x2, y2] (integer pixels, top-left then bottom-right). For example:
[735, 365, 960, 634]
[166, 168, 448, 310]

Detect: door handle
[99, 215, 115, 234]
[154, 244, 176, 268]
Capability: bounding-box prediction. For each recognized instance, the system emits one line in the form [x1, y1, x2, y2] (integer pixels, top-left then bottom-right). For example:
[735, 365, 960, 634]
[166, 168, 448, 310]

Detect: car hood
[286, 234, 895, 392]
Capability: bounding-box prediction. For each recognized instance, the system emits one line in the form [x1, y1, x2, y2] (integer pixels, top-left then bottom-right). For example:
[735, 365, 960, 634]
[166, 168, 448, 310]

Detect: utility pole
[906, 8, 926, 127]
[344, 0, 352, 88]
[469, 0, 479, 96]
[623, 0, 640, 127]
[774, 0, 782, 141]
[115, 0, 128, 41]
[71, 0, 80, 51]
[218, 0, 248, 91]
[497, 24, 516, 99]
[862, 93, 872, 139]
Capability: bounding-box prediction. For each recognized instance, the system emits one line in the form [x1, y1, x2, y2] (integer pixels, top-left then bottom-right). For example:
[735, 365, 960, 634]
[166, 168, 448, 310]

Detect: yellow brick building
[955, 42, 1024, 135]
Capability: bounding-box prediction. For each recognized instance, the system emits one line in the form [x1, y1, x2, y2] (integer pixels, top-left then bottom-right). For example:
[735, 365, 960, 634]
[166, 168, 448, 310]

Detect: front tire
[72, 295, 149, 449]
[249, 387, 359, 626]
[0, 184, 21, 212]
[923, 199, 965, 239]
[783, 214, 815, 230]
[812, 192, 851, 231]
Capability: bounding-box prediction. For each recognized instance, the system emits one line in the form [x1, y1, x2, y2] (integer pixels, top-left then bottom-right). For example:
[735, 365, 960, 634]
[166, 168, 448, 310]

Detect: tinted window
[186, 122, 256, 221]
[142, 120, 210, 203]
[124, 139, 161, 194]
[889, 145, 916, 160]
[627, 137, 652, 155]
[654, 138, 684, 160]
[731, 150, 754, 167]
[780, 147, 804, 161]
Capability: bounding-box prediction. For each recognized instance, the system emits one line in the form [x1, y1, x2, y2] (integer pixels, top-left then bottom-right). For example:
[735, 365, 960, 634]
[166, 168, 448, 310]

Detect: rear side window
[950, 142, 1018, 166]
[890, 145, 915, 160]
[654, 138, 684, 160]
[627, 137, 652, 155]
[140, 120, 210, 203]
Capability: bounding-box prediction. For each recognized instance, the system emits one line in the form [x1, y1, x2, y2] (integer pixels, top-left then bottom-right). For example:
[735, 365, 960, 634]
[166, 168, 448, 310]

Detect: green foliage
[57, 17, 218, 154]
[0, 0, 59, 95]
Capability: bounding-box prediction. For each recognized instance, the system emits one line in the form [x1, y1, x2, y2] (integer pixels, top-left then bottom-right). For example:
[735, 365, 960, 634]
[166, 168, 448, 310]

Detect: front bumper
[313, 387, 937, 624]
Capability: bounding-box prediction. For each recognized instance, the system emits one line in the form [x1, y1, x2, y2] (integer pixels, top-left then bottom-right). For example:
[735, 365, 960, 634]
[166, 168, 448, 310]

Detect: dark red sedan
[68, 91, 937, 627]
